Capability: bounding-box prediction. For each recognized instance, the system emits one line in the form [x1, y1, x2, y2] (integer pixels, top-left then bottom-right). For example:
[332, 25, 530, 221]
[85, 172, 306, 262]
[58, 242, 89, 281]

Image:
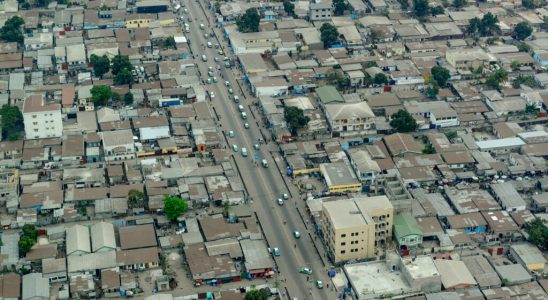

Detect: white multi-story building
[23, 95, 63, 140]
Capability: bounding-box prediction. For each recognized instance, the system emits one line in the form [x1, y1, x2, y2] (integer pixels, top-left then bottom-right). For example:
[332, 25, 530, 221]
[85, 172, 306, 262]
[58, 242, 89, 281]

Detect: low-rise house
[91, 222, 116, 253]
[240, 239, 275, 278]
[347, 148, 380, 190]
[22, 273, 49, 300]
[66, 224, 91, 256]
[0, 273, 21, 300]
[119, 224, 158, 250]
[42, 258, 68, 283]
[184, 243, 239, 286]
[308, 2, 332, 21]
[509, 243, 547, 273]
[393, 213, 423, 250]
[101, 129, 136, 161]
[490, 182, 527, 212]
[117, 247, 160, 271]
[383, 133, 423, 157]
[433, 260, 477, 291]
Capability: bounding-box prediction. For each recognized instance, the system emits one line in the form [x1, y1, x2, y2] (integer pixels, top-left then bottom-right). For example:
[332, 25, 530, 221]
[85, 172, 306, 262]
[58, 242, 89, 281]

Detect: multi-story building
[309, 2, 333, 21]
[324, 102, 375, 137]
[321, 196, 394, 263]
[22, 95, 63, 140]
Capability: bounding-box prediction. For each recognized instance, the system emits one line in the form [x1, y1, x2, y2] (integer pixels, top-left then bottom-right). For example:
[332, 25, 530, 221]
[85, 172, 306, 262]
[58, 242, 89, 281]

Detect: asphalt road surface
[181, 1, 336, 299]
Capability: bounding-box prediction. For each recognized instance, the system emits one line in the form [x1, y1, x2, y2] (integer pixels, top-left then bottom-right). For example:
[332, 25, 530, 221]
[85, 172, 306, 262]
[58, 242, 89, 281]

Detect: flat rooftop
[344, 261, 411, 299]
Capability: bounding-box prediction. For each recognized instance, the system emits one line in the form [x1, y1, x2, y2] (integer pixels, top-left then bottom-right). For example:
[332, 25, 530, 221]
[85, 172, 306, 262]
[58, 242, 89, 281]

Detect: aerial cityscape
[0, 0, 547, 299]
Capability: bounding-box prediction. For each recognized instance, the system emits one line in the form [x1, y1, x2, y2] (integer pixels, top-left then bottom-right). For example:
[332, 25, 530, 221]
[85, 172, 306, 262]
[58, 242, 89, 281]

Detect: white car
[209, 91, 215, 98]
[225, 81, 230, 87]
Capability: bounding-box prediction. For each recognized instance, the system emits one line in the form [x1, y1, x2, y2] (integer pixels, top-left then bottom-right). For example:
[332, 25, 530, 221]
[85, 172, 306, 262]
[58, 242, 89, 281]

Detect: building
[509, 243, 547, 273]
[66, 225, 91, 256]
[433, 260, 477, 290]
[240, 239, 275, 278]
[135, 0, 169, 13]
[0, 273, 21, 300]
[22, 273, 49, 300]
[319, 163, 362, 194]
[101, 129, 136, 161]
[383, 133, 423, 157]
[347, 148, 380, 190]
[309, 2, 333, 21]
[324, 102, 375, 137]
[393, 213, 423, 251]
[490, 182, 527, 212]
[91, 222, 116, 253]
[445, 48, 494, 70]
[321, 196, 393, 263]
[22, 95, 63, 140]
[119, 224, 158, 250]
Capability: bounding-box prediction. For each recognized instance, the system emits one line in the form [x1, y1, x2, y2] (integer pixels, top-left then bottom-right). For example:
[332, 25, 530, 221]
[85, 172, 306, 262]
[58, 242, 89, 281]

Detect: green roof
[393, 213, 423, 240]
[316, 86, 344, 104]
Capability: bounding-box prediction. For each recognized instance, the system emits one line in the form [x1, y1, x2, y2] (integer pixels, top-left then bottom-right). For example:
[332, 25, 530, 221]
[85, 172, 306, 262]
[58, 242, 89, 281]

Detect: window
[341, 234, 346, 238]
[32, 115, 37, 118]
[340, 242, 346, 246]
[340, 250, 346, 254]
[33, 122, 38, 125]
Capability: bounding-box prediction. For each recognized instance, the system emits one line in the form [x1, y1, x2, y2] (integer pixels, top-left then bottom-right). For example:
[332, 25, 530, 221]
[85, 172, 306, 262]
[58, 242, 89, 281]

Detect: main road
[181, 1, 336, 299]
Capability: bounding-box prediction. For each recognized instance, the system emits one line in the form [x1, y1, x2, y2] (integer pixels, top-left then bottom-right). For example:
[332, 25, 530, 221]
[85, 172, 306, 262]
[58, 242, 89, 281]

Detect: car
[233, 95, 239, 103]
[187, 18, 192, 22]
[253, 143, 260, 150]
[223, 56, 229, 61]
[225, 61, 231, 68]
[277, 198, 284, 205]
[208, 71, 213, 77]
[244, 123, 249, 129]
[204, 33, 208, 39]
[207, 42, 212, 48]
[208, 66, 213, 71]
[224, 81, 230, 87]
[218, 50, 224, 55]
[209, 91, 215, 98]
[228, 88, 233, 94]
[206, 78, 212, 84]
[216, 64, 221, 70]
[316, 280, 323, 289]
[214, 57, 220, 62]
[298, 267, 312, 275]
[228, 131, 235, 138]
[293, 231, 301, 239]
[232, 144, 239, 152]
[241, 147, 248, 157]
[179, 16, 184, 21]
[273, 248, 280, 256]
[283, 193, 289, 200]
[213, 77, 218, 83]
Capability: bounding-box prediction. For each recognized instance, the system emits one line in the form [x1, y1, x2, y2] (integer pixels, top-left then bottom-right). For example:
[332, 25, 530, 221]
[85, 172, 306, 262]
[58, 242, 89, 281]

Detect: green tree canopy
[517, 42, 531, 53]
[320, 23, 339, 48]
[333, 0, 348, 16]
[431, 66, 450, 86]
[522, 0, 545, 8]
[128, 189, 145, 208]
[18, 224, 38, 256]
[90, 54, 110, 78]
[163, 195, 188, 222]
[373, 73, 388, 85]
[90, 85, 112, 106]
[284, 106, 310, 134]
[399, 0, 409, 9]
[452, 0, 467, 8]
[412, 0, 429, 18]
[245, 289, 268, 300]
[525, 218, 548, 250]
[514, 22, 532, 41]
[0, 105, 23, 141]
[237, 8, 260, 33]
[390, 110, 418, 132]
[111, 55, 133, 75]
[163, 36, 177, 49]
[0, 16, 25, 43]
[425, 79, 439, 97]
[114, 68, 134, 85]
[124, 92, 134, 105]
[283, 0, 295, 15]
[430, 6, 444, 15]
[485, 69, 507, 90]
[467, 13, 500, 37]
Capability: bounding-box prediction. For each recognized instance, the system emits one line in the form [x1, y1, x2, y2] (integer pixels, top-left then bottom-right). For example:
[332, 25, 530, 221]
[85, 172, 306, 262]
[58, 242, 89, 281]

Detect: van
[201, 55, 207, 62]
[207, 42, 212, 48]
[241, 112, 247, 119]
[233, 95, 239, 103]
[238, 105, 244, 112]
[262, 159, 268, 168]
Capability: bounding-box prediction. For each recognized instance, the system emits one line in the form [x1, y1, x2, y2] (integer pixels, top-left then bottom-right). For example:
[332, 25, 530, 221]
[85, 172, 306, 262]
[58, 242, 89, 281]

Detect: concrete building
[66, 225, 91, 256]
[91, 222, 116, 253]
[393, 213, 423, 250]
[319, 162, 362, 194]
[321, 196, 393, 263]
[490, 182, 527, 212]
[22, 95, 63, 140]
[433, 260, 477, 290]
[400, 255, 442, 293]
[309, 2, 332, 21]
[324, 102, 375, 137]
[509, 243, 547, 273]
[101, 129, 136, 161]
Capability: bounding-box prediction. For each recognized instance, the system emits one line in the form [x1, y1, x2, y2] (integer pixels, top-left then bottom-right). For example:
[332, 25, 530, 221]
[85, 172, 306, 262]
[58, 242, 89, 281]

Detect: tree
[283, 0, 294, 16]
[513, 75, 539, 88]
[36, 0, 49, 7]
[525, 104, 539, 115]
[0, 16, 25, 43]
[114, 68, 134, 85]
[445, 131, 457, 140]
[90, 85, 112, 106]
[485, 69, 507, 90]
[466, 17, 481, 36]
[0, 105, 23, 141]
[373, 73, 388, 85]
[89, 54, 110, 78]
[128, 189, 145, 208]
[236, 8, 260, 33]
[390, 110, 417, 132]
[328, 72, 350, 89]
[430, 66, 450, 86]
[522, 0, 545, 9]
[399, 0, 409, 9]
[517, 42, 531, 53]
[452, 0, 467, 9]
[112, 92, 121, 103]
[245, 289, 268, 300]
[18, 237, 34, 256]
[320, 23, 339, 48]
[124, 92, 134, 105]
[514, 22, 532, 41]
[213, 1, 221, 14]
[412, 0, 429, 18]
[22, 224, 38, 241]
[430, 6, 444, 15]
[422, 144, 436, 154]
[511, 60, 520, 71]
[425, 79, 439, 97]
[333, 0, 348, 16]
[163, 195, 188, 222]
[163, 36, 177, 49]
[111, 55, 133, 75]
[284, 106, 310, 133]
[479, 12, 500, 36]
[525, 218, 548, 250]
[18, 224, 38, 256]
